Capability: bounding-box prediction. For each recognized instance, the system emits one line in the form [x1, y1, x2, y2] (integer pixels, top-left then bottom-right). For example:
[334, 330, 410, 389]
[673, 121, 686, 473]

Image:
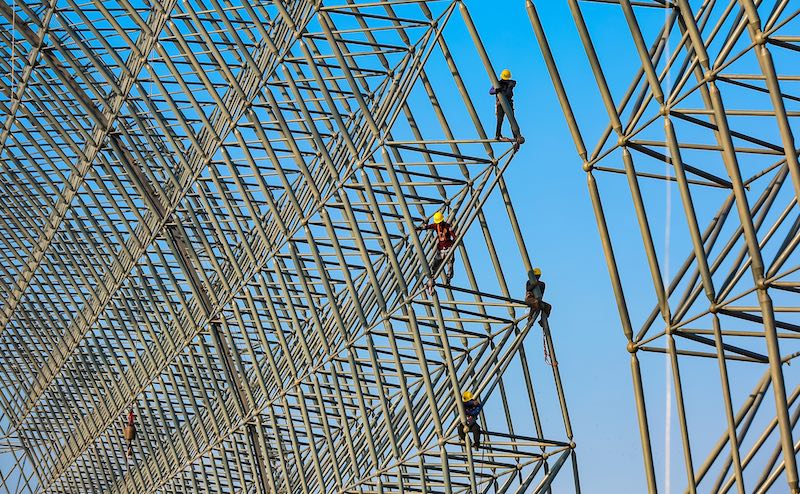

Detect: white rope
[663, 2, 673, 493]
[149, 50, 154, 99]
[11, 0, 16, 102]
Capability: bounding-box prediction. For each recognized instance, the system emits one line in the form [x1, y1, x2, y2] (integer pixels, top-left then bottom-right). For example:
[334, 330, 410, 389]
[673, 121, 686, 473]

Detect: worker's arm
[467, 399, 483, 416]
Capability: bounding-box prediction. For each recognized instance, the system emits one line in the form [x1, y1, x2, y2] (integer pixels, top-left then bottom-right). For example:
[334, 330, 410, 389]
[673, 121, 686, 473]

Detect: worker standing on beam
[458, 391, 483, 449]
[416, 211, 456, 294]
[525, 267, 552, 326]
[490, 69, 523, 146]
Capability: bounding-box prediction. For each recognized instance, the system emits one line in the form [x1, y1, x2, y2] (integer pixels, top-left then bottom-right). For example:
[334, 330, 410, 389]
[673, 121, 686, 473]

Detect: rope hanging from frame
[11, 0, 16, 103]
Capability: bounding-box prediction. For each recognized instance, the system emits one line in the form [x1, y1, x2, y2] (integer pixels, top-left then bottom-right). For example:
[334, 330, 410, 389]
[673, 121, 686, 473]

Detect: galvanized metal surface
[0, 1, 577, 493]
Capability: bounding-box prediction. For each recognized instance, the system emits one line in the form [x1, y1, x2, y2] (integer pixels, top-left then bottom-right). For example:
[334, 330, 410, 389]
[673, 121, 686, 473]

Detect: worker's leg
[434, 248, 450, 274]
[458, 423, 467, 444]
[431, 256, 441, 280]
[471, 423, 481, 449]
[539, 301, 552, 327]
[509, 103, 521, 140]
[443, 247, 455, 280]
[495, 104, 505, 139]
[431, 249, 442, 273]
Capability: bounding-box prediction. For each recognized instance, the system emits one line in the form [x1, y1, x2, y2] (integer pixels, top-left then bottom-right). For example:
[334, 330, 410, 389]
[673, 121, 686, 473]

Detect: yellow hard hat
[462, 390, 473, 401]
[533, 267, 542, 276]
[433, 211, 444, 224]
[500, 69, 511, 80]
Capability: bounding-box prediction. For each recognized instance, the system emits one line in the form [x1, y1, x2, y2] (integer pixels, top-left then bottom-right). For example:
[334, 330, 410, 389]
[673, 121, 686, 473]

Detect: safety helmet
[433, 211, 444, 224]
[462, 390, 473, 401]
[533, 267, 542, 277]
[500, 69, 511, 80]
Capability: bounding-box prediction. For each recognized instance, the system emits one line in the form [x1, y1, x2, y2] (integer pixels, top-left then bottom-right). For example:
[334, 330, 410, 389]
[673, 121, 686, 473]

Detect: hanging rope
[148, 50, 154, 102]
[11, 0, 16, 102]
[543, 326, 557, 367]
[479, 441, 486, 490]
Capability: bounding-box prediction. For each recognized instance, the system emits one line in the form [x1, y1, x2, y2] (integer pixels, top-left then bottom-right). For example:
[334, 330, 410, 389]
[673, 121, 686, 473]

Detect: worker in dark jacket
[490, 69, 521, 142]
[525, 267, 552, 325]
[416, 211, 456, 292]
[458, 390, 483, 449]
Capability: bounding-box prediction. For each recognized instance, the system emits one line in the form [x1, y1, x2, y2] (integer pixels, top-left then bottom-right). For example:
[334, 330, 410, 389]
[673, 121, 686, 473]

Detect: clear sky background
[463, 1, 800, 493]
[465, 1, 701, 492]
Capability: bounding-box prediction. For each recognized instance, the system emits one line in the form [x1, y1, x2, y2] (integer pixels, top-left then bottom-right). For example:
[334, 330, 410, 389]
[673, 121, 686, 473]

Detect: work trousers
[432, 247, 455, 279]
[495, 102, 520, 139]
[458, 421, 482, 449]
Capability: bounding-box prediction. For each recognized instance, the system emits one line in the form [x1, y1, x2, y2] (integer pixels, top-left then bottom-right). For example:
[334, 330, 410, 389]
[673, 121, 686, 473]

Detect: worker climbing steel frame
[531, 0, 799, 492]
[0, 1, 578, 493]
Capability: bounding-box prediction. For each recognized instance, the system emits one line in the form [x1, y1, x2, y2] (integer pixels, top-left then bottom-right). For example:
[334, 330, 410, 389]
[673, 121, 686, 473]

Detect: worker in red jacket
[416, 211, 456, 294]
[123, 408, 136, 460]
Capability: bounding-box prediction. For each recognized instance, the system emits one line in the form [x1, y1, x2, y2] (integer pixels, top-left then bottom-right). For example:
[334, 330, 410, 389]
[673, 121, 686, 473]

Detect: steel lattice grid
[531, 0, 800, 492]
[1, 1, 578, 493]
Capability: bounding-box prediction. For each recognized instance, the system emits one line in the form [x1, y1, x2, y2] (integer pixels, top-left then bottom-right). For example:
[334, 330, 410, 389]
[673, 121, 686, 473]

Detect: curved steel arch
[0, 1, 577, 493]
[532, 0, 800, 492]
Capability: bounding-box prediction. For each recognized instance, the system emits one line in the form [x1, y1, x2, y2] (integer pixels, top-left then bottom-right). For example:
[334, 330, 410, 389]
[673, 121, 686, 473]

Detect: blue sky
[463, 1, 800, 492]
[466, 1, 715, 492]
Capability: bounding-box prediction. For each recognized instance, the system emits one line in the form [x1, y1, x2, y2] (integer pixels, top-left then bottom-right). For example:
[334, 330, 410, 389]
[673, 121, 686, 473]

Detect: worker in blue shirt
[490, 69, 521, 143]
[458, 390, 482, 449]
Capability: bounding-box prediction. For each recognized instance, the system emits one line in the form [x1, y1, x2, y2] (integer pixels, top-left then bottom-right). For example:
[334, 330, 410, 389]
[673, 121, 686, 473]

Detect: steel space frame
[0, 1, 577, 493]
[531, 0, 800, 492]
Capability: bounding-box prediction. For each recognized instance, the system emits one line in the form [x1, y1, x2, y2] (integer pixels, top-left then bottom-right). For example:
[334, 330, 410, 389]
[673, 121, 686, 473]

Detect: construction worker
[489, 69, 522, 144]
[525, 267, 552, 325]
[123, 408, 136, 459]
[416, 211, 456, 293]
[458, 390, 482, 449]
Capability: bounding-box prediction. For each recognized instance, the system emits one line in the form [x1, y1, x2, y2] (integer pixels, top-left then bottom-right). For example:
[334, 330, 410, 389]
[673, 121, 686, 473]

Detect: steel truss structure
[531, 0, 799, 492]
[0, 1, 578, 493]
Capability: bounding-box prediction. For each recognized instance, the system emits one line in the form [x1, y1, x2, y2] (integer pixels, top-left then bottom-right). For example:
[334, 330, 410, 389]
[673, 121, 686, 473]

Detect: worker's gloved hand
[489, 87, 496, 95]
